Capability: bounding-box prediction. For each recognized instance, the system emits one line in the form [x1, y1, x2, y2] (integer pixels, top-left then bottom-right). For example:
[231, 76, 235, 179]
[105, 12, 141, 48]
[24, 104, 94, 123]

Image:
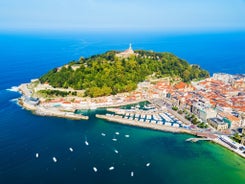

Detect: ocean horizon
[0, 31, 245, 184]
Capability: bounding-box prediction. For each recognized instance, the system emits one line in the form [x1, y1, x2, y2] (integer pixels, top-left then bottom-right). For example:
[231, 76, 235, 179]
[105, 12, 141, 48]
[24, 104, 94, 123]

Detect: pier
[186, 138, 213, 143]
[95, 114, 194, 134]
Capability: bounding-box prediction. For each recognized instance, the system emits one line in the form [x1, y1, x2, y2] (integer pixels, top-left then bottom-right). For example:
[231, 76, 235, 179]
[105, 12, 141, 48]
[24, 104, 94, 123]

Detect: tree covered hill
[39, 50, 209, 97]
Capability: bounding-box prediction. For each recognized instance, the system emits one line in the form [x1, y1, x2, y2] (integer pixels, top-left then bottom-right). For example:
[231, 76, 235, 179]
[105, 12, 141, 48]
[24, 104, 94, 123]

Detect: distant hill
[39, 50, 209, 97]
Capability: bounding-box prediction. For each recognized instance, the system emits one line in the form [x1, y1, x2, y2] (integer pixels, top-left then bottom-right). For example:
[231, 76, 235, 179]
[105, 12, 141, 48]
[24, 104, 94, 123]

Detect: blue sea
[0, 31, 245, 184]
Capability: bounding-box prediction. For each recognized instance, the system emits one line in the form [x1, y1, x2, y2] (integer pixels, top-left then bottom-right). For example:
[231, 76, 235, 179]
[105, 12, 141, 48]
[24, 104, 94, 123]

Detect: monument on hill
[116, 43, 135, 58]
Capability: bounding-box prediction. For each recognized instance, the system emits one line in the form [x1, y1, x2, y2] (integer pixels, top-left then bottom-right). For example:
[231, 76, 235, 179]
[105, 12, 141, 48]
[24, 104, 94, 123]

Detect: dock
[96, 114, 194, 134]
[186, 138, 213, 143]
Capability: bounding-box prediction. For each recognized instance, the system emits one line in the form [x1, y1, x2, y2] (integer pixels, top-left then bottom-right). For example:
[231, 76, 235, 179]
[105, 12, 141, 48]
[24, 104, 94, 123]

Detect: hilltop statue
[116, 43, 135, 58]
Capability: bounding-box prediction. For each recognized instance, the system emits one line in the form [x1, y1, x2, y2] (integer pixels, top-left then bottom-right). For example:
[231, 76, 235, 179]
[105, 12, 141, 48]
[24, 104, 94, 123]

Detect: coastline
[18, 98, 89, 120]
[96, 114, 245, 159]
[17, 81, 245, 159]
[96, 114, 194, 134]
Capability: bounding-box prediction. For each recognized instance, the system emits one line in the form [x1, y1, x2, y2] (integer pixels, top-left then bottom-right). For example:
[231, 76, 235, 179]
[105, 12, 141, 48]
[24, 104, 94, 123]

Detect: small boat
[69, 147, 73, 152]
[125, 135, 130, 138]
[146, 163, 151, 167]
[85, 141, 89, 146]
[114, 149, 119, 154]
[115, 132, 120, 135]
[112, 138, 117, 141]
[35, 153, 39, 158]
[109, 166, 114, 171]
[101, 133, 106, 136]
[53, 157, 57, 163]
[131, 171, 134, 177]
[93, 167, 98, 172]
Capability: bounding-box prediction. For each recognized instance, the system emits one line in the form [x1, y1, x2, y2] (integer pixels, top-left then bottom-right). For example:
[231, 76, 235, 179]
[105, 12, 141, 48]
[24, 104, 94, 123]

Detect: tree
[39, 50, 209, 97]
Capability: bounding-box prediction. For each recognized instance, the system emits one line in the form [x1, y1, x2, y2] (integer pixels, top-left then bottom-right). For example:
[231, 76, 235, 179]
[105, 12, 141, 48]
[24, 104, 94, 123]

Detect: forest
[39, 50, 209, 97]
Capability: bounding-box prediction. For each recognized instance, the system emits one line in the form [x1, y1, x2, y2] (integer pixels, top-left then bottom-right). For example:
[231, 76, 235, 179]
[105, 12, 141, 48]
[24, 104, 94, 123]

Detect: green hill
[39, 50, 209, 97]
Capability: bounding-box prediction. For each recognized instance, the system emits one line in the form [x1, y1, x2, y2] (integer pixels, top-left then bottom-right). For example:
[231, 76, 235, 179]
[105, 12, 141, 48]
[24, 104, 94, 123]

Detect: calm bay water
[0, 32, 245, 184]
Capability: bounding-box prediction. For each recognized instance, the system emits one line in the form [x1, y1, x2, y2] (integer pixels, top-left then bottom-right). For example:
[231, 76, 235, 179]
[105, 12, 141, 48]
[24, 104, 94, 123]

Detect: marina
[103, 107, 186, 130]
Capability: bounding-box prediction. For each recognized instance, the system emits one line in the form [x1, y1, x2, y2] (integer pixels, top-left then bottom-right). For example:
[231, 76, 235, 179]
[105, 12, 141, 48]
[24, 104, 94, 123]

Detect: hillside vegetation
[39, 50, 209, 97]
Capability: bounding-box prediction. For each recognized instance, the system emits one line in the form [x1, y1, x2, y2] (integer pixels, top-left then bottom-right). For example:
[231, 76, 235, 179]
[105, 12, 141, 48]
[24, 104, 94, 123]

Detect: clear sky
[1, 0, 245, 32]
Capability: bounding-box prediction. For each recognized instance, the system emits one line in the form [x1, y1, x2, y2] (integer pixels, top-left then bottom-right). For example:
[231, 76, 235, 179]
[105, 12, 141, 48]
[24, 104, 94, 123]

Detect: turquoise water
[0, 32, 245, 183]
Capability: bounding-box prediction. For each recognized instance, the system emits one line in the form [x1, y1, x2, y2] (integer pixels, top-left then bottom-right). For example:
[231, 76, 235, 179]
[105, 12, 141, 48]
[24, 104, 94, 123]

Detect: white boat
[69, 147, 73, 152]
[131, 171, 134, 177]
[35, 153, 39, 158]
[101, 133, 106, 136]
[109, 166, 114, 170]
[125, 134, 130, 138]
[53, 157, 57, 163]
[93, 167, 98, 172]
[85, 141, 89, 146]
[114, 149, 119, 154]
[115, 132, 120, 135]
[146, 163, 151, 167]
[112, 138, 117, 141]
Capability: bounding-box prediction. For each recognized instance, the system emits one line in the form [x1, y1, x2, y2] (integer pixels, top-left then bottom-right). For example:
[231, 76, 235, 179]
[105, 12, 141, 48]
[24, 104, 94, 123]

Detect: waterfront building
[213, 73, 234, 84]
[242, 127, 245, 134]
[218, 112, 241, 128]
[207, 118, 228, 131]
[23, 96, 40, 106]
[241, 137, 245, 146]
[199, 108, 217, 123]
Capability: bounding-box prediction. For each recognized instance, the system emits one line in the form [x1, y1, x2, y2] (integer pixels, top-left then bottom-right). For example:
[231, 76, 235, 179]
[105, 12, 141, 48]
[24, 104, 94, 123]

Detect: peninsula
[18, 45, 245, 158]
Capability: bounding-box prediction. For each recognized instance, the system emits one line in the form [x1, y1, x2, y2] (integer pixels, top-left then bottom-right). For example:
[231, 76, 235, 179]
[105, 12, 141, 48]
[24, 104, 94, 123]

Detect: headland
[17, 46, 245, 158]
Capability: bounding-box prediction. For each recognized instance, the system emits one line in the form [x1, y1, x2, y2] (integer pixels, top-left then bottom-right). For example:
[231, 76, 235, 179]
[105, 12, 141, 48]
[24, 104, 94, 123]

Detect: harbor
[19, 97, 89, 120]
[96, 105, 245, 159]
[96, 106, 194, 135]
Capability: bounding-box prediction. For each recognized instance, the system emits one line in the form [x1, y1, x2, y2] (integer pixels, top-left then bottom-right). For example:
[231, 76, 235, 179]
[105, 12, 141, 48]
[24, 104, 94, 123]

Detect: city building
[241, 136, 245, 146]
[213, 73, 234, 84]
[199, 108, 217, 123]
[242, 127, 245, 134]
[207, 118, 228, 131]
